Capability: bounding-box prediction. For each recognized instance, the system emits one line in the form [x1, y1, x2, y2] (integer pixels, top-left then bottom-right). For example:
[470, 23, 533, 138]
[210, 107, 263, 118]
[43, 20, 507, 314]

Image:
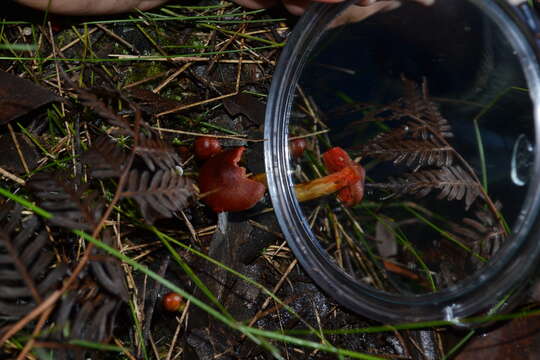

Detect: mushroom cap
[162, 292, 185, 312]
[198, 147, 266, 212]
[290, 138, 307, 159]
[194, 136, 222, 160]
[322, 147, 365, 206]
[338, 165, 365, 206]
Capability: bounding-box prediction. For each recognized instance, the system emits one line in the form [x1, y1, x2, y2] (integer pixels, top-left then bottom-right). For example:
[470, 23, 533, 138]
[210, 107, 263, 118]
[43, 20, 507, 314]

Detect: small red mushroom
[162, 292, 186, 312]
[194, 136, 222, 160]
[290, 138, 307, 159]
[322, 147, 365, 206]
[198, 147, 266, 212]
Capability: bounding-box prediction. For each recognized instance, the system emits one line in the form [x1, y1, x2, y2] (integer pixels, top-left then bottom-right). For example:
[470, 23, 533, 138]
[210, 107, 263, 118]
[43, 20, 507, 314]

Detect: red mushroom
[290, 138, 307, 159]
[194, 136, 222, 160]
[198, 147, 266, 212]
[322, 147, 365, 206]
[162, 292, 186, 312]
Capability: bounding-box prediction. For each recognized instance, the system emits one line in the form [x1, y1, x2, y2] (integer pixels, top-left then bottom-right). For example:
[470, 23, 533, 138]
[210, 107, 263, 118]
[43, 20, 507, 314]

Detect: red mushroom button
[194, 136, 222, 160]
[162, 292, 186, 312]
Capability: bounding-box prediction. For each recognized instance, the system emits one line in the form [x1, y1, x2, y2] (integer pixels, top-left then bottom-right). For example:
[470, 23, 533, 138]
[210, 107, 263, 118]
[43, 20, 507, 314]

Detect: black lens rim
[264, 0, 540, 323]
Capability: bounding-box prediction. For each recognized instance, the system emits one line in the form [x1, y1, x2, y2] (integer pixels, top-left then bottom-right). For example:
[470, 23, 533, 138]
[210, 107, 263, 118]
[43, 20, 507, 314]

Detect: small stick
[0, 167, 25, 185]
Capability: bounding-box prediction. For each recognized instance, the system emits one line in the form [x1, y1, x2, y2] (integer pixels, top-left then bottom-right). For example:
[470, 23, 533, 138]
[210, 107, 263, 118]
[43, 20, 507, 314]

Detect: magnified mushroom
[322, 147, 365, 206]
[290, 138, 307, 159]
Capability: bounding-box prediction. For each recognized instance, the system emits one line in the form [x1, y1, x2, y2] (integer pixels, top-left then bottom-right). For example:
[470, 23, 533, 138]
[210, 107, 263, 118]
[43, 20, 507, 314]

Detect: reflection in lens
[287, 0, 534, 295]
[511, 134, 534, 186]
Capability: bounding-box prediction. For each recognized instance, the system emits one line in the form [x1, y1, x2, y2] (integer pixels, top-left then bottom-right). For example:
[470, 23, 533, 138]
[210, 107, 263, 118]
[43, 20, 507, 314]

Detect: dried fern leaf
[73, 87, 133, 135]
[82, 135, 129, 178]
[397, 77, 453, 138]
[370, 166, 481, 209]
[134, 132, 182, 172]
[27, 173, 102, 230]
[47, 285, 123, 360]
[450, 202, 506, 257]
[360, 135, 453, 170]
[354, 78, 453, 139]
[0, 212, 66, 319]
[122, 169, 193, 224]
[90, 229, 129, 301]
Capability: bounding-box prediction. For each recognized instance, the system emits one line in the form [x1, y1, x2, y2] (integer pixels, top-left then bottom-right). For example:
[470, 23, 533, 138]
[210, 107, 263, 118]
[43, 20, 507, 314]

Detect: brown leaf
[0, 134, 39, 174]
[375, 217, 398, 258]
[0, 70, 60, 124]
[223, 93, 265, 125]
[455, 317, 540, 360]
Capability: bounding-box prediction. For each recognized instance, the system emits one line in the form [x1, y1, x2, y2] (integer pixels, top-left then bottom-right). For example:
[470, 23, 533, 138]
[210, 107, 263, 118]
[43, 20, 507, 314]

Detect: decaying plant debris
[1, 2, 539, 360]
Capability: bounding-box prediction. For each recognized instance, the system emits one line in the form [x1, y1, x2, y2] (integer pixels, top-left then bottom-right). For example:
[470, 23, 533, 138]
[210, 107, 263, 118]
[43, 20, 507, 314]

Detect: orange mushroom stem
[250, 166, 362, 203]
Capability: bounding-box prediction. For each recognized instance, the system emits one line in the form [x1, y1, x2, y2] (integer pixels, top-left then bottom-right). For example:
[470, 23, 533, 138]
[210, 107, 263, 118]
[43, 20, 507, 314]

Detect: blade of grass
[128, 299, 149, 360]
[81, 10, 272, 25]
[67, 339, 123, 352]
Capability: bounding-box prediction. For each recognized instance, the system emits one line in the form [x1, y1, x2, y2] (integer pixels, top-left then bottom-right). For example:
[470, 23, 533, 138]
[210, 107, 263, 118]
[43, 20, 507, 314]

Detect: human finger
[282, 0, 311, 16]
[15, 0, 169, 15]
[328, 0, 400, 27]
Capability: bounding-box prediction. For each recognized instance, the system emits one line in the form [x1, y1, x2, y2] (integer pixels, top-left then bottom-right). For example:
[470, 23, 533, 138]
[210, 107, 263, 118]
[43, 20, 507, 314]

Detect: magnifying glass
[265, 0, 540, 323]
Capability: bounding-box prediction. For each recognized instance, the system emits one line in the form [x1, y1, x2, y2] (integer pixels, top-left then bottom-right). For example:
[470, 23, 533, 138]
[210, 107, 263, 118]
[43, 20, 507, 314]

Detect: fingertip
[283, 0, 310, 16]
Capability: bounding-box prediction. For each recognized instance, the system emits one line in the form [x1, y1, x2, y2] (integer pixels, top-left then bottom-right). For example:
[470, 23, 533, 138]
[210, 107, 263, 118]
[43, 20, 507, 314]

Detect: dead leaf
[0, 134, 39, 174]
[0, 70, 60, 124]
[455, 317, 540, 360]
[223, 93, 265, 125]
[375, 217, 398, 258]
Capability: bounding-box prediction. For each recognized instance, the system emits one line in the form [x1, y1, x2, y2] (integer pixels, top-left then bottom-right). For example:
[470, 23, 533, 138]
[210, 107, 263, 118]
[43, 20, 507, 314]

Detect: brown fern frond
[26, 173, 102, 230]
[73, 87, 133, 135]
[90, 229, 129, 301]
[353, 78, 453, 139]
[134, 132, 182, 172]
[0, 207, 66, 320]
[369, 166, 481, 210]
[450, 202, 506, 257]
[360, 128, 454, 170]
[47, 281, 123, 360]
[122, 169, 193, 224]
[396, 77, 453, 138]
[82, 135, 129, 178]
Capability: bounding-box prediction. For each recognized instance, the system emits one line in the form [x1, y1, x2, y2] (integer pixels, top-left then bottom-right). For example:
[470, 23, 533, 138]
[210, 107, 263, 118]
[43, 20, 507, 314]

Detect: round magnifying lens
[265, 0, 540, 323]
